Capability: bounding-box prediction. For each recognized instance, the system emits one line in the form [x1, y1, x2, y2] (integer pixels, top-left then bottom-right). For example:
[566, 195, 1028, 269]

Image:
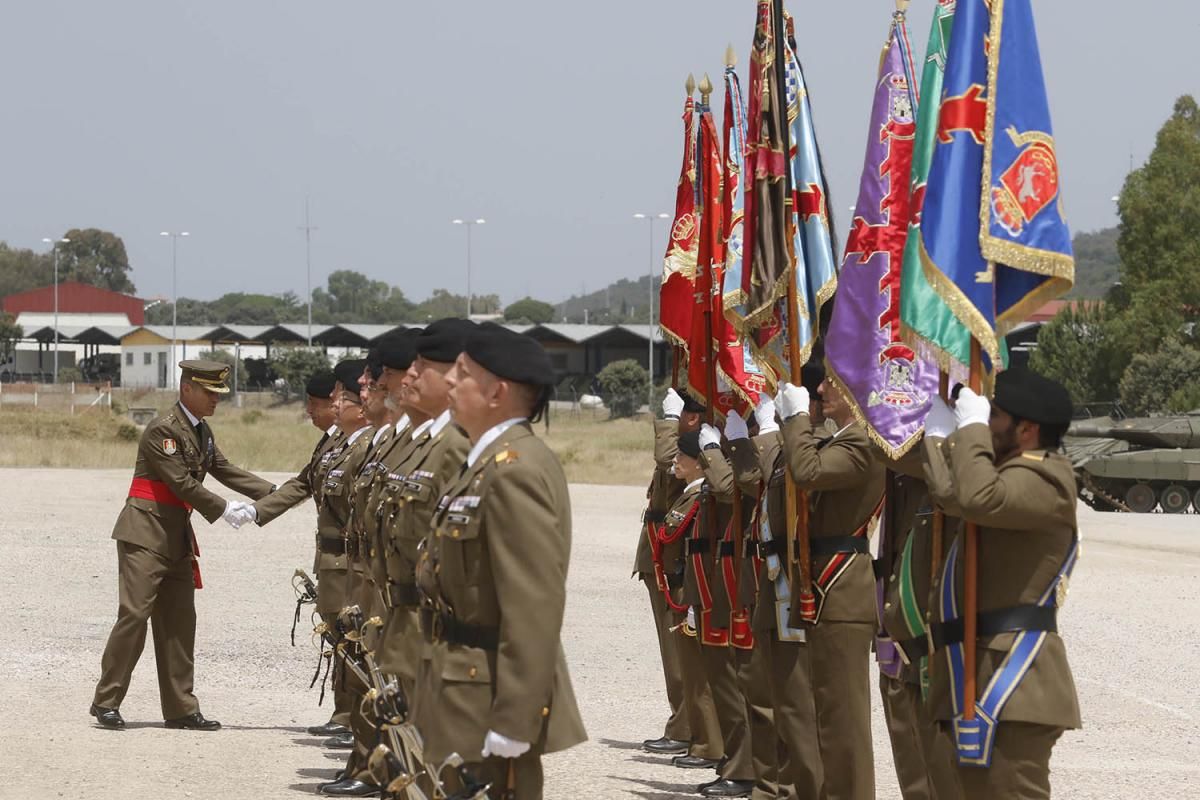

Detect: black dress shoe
[89, 704, 125, 729]
[319, 778, 380, 797]
[324, 732, 356, 749]
[308, 721, 350, 736]
[164, 712, 221, 731]
[672, 754, 720, 769]
[643, 736, 689, 755]
[700, 779, 754, 798]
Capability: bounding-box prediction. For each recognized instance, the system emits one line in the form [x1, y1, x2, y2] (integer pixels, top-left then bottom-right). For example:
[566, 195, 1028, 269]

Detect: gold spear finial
[686, 73, 696, 96]
[699, 73, 713, 102]
[725, 44, 737, 69]
[895, 0, 911, 13]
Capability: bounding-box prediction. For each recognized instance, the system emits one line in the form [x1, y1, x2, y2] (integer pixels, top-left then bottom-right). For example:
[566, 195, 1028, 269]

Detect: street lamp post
[633, 213, 670, 408]
[452, 219, 486, 318]
[160, 231, 190, 386]
[41, 237, 71, 383]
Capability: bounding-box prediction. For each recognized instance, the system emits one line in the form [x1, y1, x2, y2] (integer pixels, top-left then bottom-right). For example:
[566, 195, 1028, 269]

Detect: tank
[1066, 415, 1200, 513]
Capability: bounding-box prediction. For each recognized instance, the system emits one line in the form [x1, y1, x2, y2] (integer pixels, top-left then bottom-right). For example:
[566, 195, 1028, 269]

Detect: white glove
[662, 388, 685, 419]
[954, 388, 991, 429]
[754, 396, 780, 435]
[924, 397, 955, 439]
[724, 412, 749, 442]
[686, 606, 696, 629]
[775, 382, 810, 420]
[221, 500, 249, 529]
[481, 729, 531, 759]
[237, 504, 259, 527]
[698, 423, 722, 450]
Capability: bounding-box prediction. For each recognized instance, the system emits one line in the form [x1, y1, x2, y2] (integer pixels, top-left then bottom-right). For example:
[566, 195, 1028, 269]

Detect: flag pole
[962, 338, 982, 721]
[931, 370, 949, 579]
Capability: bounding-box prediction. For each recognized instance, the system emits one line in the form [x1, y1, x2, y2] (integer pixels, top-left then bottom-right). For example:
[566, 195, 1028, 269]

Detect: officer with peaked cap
[922, 367, 1080, 799]
[90, 360, 274, 730]
[415, 323, 585, 799]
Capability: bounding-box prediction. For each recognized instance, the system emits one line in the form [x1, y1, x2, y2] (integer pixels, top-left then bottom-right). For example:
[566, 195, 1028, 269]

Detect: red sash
[127, 477, 203, 590]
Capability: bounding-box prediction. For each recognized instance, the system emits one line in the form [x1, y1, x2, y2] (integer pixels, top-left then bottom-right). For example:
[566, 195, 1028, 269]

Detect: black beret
[465, 323, 555, 386]
[679, 390, 707, 414]
[365, 348, 384, 380]
[994, 367, 1073, 427]
[333, 359, 366, 390]
[802, 361, 826, 394]
[417, 318, 475, 363]
[677, 430, 702, 459]
[305, 371, 337, 399]
[377, 330, 418, 371]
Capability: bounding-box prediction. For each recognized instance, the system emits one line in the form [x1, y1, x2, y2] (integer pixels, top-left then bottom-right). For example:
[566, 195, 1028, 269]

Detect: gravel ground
[1, 467, 1198, 799]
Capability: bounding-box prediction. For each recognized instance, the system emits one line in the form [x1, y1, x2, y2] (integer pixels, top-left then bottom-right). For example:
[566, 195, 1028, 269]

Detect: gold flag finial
[699, 73, 713, 101]
[686, 73, 696, 96]
[895, 0, 911, 12]
[725, 44, 737, 69]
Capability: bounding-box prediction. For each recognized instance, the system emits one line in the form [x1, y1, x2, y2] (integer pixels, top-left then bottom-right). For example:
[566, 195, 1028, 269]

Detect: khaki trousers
[761, 634, 823, 800]
[880, 673, 962, 800]
[700, 643, 753, 781]
[673, 616, 724, 760]
[735, 645, 780, 800]
[642, 574, 690, 741]
[93, 542, 199, 719]
[952, 722, 1063, 800]
[317, 566, 354, 725]
[345, 565, 386, 782]
[808, 621, 875, 800]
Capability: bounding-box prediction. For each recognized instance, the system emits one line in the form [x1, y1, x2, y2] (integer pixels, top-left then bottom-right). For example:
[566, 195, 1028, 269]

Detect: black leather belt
[931, 605, 1057, 650]
[749, 539, 784, 559]
[684, 538, 711, 555]
[318, 537, 346, 555]
[386, 581, 420, 609]
[666, 573, 683, 591]
[644, 510, 667, 524]
[895, 634, 931, 662]
[430, 611, 499, 651]
[717, 541, 736, 557]
[809, 535, 870, 557]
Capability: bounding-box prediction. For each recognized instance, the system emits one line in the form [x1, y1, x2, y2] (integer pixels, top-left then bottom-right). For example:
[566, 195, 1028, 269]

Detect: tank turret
[1067, 416, 1200, 450]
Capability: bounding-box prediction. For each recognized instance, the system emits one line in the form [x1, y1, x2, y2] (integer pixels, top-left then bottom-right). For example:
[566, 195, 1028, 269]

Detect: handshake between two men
[220, 499, 258, 529]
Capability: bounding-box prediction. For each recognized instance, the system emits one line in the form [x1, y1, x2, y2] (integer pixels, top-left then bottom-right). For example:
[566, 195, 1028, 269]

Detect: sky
[1, 1, 1196, 308]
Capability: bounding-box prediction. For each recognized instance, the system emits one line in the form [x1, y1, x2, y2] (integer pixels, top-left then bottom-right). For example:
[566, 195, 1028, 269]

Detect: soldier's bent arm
[921, 434, 962, 515]
[653, 419, 680, 470]
[781, 415, 872, 491]
[209, 442, 275, 500]
[485, 462, 570, 744]
[949, 425, 1074, 529]
[729, 436, 766, 489]
[141, 422, 229, 523]
[698, 446, 737, 502]
[253, 466, 312, 526]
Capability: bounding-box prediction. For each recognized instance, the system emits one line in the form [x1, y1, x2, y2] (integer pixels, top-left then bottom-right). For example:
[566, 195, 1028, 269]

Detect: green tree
[503, 297, 555, 324]
[0, 243, 52, 298]
[1118, 338, 1200, 415]
[1029, 302, 1116, 403]
[413, 289, 466, 320]
[596, 359, 649, 419]
[145, 297, 213, 325]
[0, 312, 23, 362]
[268, 347, 332, 400]
[60, 229, 136, 293]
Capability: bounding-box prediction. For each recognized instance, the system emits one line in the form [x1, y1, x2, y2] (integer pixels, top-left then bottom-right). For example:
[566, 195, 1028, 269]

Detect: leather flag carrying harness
[687, 487, 731, 647]
[650, 501, 699, 615]
[127, 477, 204, 590]
[937, 533, 1080, 767]
[799, 494, 885, 625]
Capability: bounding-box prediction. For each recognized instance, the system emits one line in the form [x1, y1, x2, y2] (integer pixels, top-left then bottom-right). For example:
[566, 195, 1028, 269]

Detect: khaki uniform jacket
[680, 450, 735, 621]
[416, 422, 586, 762]
[658, 479, 704, 604]
[360, 424, 421, 589]
[114, 403, 274, 560]
[347, 423, 402, 571]
[633, 420, 686, 577]
[923, 425, 1081, 728]
[312, 426, 375, 573]
[733, 432, 787, 631]
[702, 441, 761, 609]
[254, 429, 343, 526]
[781, 416, 885, 625]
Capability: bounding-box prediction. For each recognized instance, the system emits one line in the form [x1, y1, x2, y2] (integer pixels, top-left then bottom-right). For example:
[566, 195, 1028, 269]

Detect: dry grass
[0, 403, 653, 485]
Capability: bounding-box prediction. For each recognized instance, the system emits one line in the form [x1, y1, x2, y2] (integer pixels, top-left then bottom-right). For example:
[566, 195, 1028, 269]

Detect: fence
[0, 381, 113, 414]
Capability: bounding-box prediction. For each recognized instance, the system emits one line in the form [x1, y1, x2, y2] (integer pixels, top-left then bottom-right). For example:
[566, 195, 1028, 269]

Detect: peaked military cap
[417, 318, 475, 363]
[465, 323, 555, 386]
[333, 359, 366, 391]
[677, 429, 702, 459]
[377, 329, 419, 371]
[305, 370, 337, 399]
[180, 359, 231, 394]
[994, 367, 1073, 427]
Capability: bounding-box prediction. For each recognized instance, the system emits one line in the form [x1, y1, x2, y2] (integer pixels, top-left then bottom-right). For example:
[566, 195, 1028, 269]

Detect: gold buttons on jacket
[541, 706, 550, 717]
[468, 667, 478, 678]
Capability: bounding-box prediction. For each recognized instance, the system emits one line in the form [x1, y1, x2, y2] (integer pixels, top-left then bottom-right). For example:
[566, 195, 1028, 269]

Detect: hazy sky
[2, 1, 1196, 307]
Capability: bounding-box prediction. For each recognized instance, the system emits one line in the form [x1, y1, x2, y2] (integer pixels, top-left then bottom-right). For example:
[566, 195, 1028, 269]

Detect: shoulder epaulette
[494, 448, 518, 465]
[1020, 451, 1048, 462]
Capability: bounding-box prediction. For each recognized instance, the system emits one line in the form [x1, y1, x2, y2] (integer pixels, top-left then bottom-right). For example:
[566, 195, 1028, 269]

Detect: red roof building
[1, 281, 144, 325]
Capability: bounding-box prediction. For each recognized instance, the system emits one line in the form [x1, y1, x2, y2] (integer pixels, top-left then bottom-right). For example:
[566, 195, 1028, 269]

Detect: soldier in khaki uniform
[634, 389, 722, 762]
[775, 373, 885, 800]
[922, 368, 1080, 799]
[730, 370, 826, 800]
[415, 323, 586, 799]
[90, 360, 274, 730]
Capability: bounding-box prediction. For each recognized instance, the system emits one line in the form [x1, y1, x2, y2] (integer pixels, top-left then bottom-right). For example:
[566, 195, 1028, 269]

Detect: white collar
[684, 477, 705, 493]
[394, 414, 410, 436]
[430, 408, 453, 437]
[466, 418, 525, 468]
[325, 424, 339, 437]
[371, 425, 390, 446]
[411, 417, 435, 441]
[832, 421, 854, 439]
[178, 402, 201, 428]
[346, 425, 371, 446]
